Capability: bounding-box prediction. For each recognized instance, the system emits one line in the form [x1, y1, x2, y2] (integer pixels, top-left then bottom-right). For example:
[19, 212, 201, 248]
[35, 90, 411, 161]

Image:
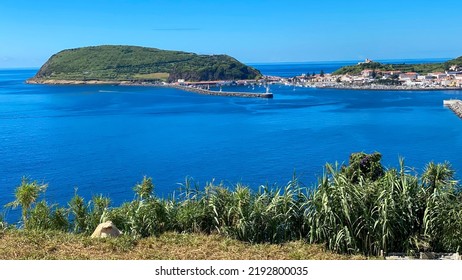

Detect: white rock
[91, 221, 122, 238]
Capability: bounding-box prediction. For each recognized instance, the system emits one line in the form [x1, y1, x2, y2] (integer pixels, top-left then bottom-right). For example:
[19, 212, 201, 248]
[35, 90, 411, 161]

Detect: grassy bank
[0, 230, 365, 260]
[3, 152, 462, 258]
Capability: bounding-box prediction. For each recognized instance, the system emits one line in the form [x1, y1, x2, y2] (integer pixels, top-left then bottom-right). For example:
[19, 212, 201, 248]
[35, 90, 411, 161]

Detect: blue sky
[1, 0, 462, 67]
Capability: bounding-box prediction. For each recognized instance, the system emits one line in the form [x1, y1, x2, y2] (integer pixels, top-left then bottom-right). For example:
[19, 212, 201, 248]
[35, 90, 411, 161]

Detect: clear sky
[1, 0, 462, 67]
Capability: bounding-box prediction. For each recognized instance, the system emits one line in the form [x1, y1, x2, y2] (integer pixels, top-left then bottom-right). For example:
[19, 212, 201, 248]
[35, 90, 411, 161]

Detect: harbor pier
[444, 100, 462, 118]
[168, 84, 273, 99]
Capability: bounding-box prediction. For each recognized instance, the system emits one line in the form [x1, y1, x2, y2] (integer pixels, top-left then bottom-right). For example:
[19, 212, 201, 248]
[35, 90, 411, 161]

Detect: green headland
[333, 56, 462, 75]
[28, 45, 261, 83]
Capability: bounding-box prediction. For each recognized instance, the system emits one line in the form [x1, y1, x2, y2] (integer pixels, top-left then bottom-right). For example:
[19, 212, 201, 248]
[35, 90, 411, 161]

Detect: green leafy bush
[27, 201, 69, 231]
[6, 177, 47, 229]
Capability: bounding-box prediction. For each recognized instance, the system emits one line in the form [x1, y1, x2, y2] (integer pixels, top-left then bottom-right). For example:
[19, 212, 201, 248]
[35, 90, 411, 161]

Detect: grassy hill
[332, 56, 462, 75]
[30, 45, 261, 82]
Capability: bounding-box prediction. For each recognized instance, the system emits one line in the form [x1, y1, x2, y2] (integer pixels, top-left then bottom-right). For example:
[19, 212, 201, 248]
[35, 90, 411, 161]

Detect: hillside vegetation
[3, 152, 462, 258]
[30, 45, 261, 82]
[332, 56, 462, 75]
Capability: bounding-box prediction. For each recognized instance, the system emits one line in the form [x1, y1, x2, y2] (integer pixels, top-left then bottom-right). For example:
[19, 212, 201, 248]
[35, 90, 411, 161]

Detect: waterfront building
[399, 72, 418, 80]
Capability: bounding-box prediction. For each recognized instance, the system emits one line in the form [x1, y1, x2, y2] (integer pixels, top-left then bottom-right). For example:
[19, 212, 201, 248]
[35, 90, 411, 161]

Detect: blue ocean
[2, 61, 462, 221]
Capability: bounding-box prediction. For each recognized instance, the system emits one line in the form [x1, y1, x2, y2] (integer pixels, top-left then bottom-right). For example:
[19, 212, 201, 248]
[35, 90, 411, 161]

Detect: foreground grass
[0, 229, 366, 260]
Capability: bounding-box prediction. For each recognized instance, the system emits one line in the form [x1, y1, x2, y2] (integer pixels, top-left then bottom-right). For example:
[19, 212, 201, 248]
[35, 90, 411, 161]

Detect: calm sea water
[1, 61, 462, 221]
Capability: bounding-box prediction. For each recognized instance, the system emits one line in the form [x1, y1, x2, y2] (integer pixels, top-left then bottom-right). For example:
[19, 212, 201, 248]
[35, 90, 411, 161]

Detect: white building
[430, 72, 447, 79]
[399, 72, 418, 80]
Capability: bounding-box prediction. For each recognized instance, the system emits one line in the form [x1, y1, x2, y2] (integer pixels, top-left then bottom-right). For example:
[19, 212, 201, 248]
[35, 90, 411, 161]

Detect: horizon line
[0, 57, 453, 70]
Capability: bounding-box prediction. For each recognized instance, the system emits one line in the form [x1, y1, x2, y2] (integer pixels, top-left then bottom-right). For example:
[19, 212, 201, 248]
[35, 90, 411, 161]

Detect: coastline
[311, 83, 462, 91]
[26, 79, 273, 98]
[26, 79, 130, 85]
[26, 78, 462, 92]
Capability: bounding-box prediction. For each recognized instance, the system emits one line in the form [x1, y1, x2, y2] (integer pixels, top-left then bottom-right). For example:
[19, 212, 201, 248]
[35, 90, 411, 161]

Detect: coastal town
[27, 49, 462, 97]
[276, 59, 462, 90]
[170, 59, 462, 95]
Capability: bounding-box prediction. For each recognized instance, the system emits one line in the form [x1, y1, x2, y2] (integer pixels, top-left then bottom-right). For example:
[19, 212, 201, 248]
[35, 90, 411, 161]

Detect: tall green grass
[4, 152, 462, 256]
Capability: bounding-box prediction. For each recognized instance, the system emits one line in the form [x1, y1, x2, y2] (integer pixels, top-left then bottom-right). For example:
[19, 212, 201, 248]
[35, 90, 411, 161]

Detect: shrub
[341, 152, 384, 183]
[6, 177, 47, 229]
[307, 156, 462, 255]
[68, 192, 88, 233]
[27, 201, 69, 232]
[107, 177, 169, 237]
[86, 195, 111, 233]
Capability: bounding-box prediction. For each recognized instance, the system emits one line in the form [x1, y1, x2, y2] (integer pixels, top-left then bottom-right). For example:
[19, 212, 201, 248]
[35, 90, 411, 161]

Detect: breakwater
[444, 100, 462, 118]
[167, 84, 273, 98]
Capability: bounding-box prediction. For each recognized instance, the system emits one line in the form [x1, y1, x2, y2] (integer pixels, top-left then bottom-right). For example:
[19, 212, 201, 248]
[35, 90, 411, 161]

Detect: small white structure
[358, 58, 373, 65]
[91, 221, 122, 238]
[430, 72, 447, 79]
[399, 72, 418, 81]
[449, 65, 460, 71]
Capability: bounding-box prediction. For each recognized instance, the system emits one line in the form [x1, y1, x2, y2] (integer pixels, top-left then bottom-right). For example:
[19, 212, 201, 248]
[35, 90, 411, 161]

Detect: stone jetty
[444, 99, 462, 118]
[167, 84, 273, 99]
